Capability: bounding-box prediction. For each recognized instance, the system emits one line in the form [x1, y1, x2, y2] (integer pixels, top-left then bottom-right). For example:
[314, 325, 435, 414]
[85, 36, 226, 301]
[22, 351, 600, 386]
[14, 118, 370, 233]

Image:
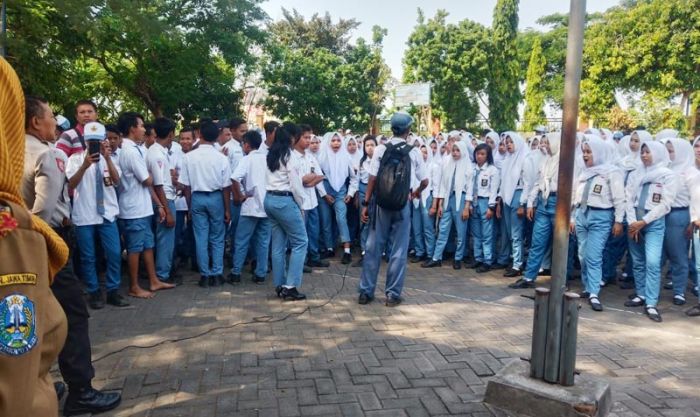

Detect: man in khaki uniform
[0, 57, 68, 416]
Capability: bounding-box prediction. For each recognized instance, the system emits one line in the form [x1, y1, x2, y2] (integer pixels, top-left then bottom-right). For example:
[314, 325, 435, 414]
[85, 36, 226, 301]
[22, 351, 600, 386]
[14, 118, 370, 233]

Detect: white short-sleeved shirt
[179, 143, 232, 192]
[368, 138, 428, 183]
[294, 150, 323, 210]
[170, 148, 188, 211]
[66, 152, 121, 226]
[473, 164, 500, 206]
[266, 151, 307, 208]
[117, 138, 154, 219]
[222, 139, 244, 175]
[146, 142, 176, 201]
[231, 149, 268, 217]
[573, 171, 626, 223]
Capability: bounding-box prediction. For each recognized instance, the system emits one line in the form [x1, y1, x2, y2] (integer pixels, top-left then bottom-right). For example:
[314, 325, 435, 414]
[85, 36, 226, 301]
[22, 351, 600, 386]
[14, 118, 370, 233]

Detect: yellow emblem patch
[0, 273, 37, 287]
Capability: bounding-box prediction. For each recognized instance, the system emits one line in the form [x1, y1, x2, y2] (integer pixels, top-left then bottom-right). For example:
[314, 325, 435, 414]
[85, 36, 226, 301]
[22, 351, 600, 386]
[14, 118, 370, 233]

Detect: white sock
[344, 248, 351, 254]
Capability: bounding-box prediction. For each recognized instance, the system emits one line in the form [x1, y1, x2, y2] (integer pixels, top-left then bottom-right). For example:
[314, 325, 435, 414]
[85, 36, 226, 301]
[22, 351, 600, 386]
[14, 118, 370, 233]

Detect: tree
[522, 38, 547, 131]
[7, 0, 267, 121]
[487, 0, 521, 131]
[262, 9, 389, 133]
[403, 10, 490, 129]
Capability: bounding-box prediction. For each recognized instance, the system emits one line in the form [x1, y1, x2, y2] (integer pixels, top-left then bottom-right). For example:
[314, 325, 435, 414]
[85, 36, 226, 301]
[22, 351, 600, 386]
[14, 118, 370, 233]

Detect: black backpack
[375, 142, 413, 211]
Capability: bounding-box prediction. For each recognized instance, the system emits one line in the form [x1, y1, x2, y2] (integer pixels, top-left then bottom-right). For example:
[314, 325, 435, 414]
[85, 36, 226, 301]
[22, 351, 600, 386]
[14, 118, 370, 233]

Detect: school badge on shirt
[0, 294, 38, 356]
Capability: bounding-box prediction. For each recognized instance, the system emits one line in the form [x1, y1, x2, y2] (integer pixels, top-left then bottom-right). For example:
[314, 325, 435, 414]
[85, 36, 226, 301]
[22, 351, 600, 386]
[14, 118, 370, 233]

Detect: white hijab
[578, 136, 621, 182]
[440, 140, 472, 202]
[619, 131, 651, 171]
[541, 132, 562, 200]
[485, 131, 505, 169]
[655, 129, 680, 141]
[500, 132, 528, 206]
[346, 136, 363, 170]
[634, 141, 672, 189]
[667, 138, 694, 174]
[319, 132, 352, 192]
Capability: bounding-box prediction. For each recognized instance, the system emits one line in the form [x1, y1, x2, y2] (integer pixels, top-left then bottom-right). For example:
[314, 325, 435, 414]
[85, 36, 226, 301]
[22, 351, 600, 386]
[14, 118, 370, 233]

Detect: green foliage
[403, 10, 490, 129]
[6, 0, 267, 121]
[262, 9, 390, 133]
[487, 0, 521, 131]
[522, 38, 547, 131]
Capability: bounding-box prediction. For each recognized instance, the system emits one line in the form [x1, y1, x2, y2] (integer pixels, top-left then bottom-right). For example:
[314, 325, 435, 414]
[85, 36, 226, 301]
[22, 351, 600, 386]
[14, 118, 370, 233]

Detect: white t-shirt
[117, 138, 154, 219]
[266, 151, 306, 209]
[66, 152, 121, 226]
[231, 149, 267, 217]
[179, 143, 232, 192]
[222, 139, 244, 175]
[146, 142, 176, 201]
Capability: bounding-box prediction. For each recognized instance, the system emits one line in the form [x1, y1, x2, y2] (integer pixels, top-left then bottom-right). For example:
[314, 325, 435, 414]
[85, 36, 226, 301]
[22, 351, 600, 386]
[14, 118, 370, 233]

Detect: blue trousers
[232, 215, 271, 278]
[420, 195, 436, 259]
[75, 220, 122, 293]
[359, 203, 411, 299]
[191, 191, 225, 277]
[602, 222, 632, 281]
[153, 200, 177, 280]
[576, 208, 614, 296]
[229, 201, 241, 258]
[628, 216, 665, 307]
[504, 190, 525, 270]
[305, 207, 321, 262]
[432, 193, 468, 262]
[663, 208, 690, 297]
[411, 200, 429, 258]
[358, 183, 369, 252]
[265, 194, 308, 288]
[493, 211, 511, 265]
[319, 182, 350, 247]
[693, 231, 700, 299]
[471, 198, 494, 265]
[524, 195, 557, 281]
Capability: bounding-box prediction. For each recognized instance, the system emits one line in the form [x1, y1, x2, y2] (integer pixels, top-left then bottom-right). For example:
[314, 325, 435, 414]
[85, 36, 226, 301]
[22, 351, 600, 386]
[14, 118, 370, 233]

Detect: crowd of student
[26, 98, 700, 326]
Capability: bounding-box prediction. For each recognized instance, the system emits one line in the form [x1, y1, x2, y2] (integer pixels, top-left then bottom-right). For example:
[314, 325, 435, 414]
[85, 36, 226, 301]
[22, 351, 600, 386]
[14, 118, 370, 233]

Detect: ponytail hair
[267, 126, 293, 172]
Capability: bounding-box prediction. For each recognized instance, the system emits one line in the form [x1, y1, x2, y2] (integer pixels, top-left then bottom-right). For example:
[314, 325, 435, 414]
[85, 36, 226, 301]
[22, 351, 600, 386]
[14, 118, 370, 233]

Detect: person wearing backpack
[358, 112, 428, 307]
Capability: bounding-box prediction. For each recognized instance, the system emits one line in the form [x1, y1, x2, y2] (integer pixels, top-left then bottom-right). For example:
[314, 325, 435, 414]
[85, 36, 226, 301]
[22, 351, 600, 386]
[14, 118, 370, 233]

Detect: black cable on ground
[92, 264, 350, 364]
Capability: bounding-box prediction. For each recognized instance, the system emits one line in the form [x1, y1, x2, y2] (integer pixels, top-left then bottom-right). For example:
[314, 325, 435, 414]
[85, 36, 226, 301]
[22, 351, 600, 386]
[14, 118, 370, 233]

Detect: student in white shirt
[468, 143, 500, 272]
[264, 125, 308, 301]
[116, 112, 175, 298]
[180, 120, 232, 288]
[409, 138, 437, 264]
[318, 132, 359, 264]
[355, 136, 377, 265]
[173, 127, 196, 269]
[624, 141, 678, 322]
[66, 122, 125, 309]
[229, 130, 271, 284]
[662, 138, 694, 306]
[295, 125, 330, 269]
[105, 124, 122, 169]
[500, 133, 529, 277]
[685, 136, 700, 317]
[222, 118, 247, 264]
[572, 137, 625, 312]
[510, 132, 562, 289]
[146, 117, 178, 285]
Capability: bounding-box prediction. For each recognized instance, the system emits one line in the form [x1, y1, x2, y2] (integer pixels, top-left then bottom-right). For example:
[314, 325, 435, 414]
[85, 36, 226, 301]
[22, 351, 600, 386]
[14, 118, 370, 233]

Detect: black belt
[193, 190, 220, 194]
[268, 190, 293, 197]
[477, 196, 489, 200]
[579, 206, 613, 212]
[671, 207, 689, 212]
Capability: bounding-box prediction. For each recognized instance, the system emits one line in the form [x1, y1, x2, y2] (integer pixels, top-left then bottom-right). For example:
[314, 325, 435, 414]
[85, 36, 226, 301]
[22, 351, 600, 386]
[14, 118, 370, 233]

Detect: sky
[261, 0, 621, 80]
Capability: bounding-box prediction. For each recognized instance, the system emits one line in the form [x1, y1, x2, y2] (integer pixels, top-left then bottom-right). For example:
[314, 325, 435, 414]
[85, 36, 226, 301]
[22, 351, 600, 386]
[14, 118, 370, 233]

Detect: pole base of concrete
[483, 359, 611, 417]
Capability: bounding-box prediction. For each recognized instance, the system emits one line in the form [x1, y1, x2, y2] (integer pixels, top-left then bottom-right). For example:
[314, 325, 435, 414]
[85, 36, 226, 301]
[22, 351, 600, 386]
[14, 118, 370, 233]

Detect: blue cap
[613, 131, 623, 141]
[390, 112, 414, 132]
[55, 115, 70, 131]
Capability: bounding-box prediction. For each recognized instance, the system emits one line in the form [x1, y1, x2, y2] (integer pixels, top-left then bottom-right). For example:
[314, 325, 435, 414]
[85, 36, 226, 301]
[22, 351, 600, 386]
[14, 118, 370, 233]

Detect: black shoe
[106, 291, 130, 307]
[352, 256, 364, 268]
[282, 287, 307, 301]
[476, 264, 491, 273]
[619, 280, 635, 290]
[538, 269, 551, 276]
[303, 265, 312, 273]
[63, 387, 121, 416]
[580, 291, 590, 299]
[88, 291, 104, 310]
[663, 280, 673, 290]
[321, 249, 335, 259]
[55, 381, 66, 401]
[228, 273, 241, 284]
[209, 276, 220, 287]
[307, 259, 330, 268]
[465, 261, 481, 269]
[624, 296, 645, 307]
[492, 263, 508, 270]
[410, 255, 425, 264]
[686, 305, 700, 317]
[198, 276, 209, 288]
[421, 259, 441, 268]
[645, 306, 662, 322]
[509, 278, 535, 289]
[453, 260, 462, 270]
[275, 286, 283, 298]
[385, 296, 403, 307]
[673, 295, 686, 306]
[358, 293, 373, 305]
[692, 287, 699, 297]
[589, 296, 603, 312]
[504, 268, 521, 278]
[341, 252, 352, 265]
[252, 276, 265, 285]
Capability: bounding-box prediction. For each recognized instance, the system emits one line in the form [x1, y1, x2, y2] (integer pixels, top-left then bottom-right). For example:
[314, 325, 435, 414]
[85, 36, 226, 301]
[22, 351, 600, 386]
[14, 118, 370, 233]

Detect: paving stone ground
[59, 258, 700, 417]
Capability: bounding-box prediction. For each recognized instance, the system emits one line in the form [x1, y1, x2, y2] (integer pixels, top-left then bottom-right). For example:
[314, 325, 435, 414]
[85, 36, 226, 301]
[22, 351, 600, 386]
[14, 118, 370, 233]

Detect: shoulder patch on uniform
[0, 273, 37, 287]
[0, 294, 38, 356]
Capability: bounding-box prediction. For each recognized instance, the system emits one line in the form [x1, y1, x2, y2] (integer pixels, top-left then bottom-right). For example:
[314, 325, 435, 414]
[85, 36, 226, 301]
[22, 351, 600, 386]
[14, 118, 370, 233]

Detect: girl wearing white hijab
[662, 138, 694, 306]
[409, 138, 438, 263]
[624, 141, 678, 322]
[346, 136, 363, 173]
[318, 132, 358, 264]
[685, 136, 700, 317]
[499, 132, 529, 277]
[509, 132, 562, 289]
[484, 131, 505, 170]
[572, 137, 625, 312]
[422, 141, 473, 269]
